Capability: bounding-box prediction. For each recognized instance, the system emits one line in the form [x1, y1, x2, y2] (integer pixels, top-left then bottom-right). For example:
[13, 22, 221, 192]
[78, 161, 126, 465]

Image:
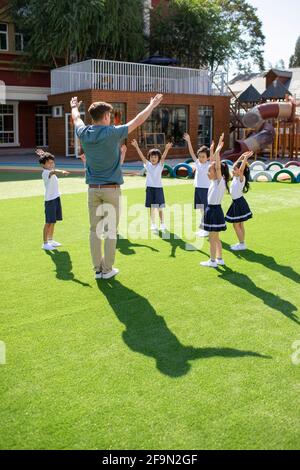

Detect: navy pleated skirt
[225, 196, 253, 224]
[201, 205, 227, 232]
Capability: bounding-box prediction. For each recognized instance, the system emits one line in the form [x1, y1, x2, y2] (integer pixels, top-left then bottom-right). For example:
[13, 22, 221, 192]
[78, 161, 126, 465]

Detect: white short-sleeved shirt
[230, 176, 245, 200]
[208, 178, 226, 205]
[194, 161, 210, 188]
[42, 169, 60, 202]
[144, 162, 163, 188]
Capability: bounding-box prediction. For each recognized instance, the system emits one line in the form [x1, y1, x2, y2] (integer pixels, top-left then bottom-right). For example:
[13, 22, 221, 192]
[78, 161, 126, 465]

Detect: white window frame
[0, 23, 9, 52]
[15, 32, 24, 52]
[65, 112, 85, 158]
[36, 107, 52, 148]
[0, 101, 20, 147]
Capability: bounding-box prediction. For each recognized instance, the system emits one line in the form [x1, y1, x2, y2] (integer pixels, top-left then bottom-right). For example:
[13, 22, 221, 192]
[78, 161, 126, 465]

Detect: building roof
[261, 80, 291, 99]
[264, 69, 293, 79]
[230, 67, 300, 99]
[238, 84, 261, 103]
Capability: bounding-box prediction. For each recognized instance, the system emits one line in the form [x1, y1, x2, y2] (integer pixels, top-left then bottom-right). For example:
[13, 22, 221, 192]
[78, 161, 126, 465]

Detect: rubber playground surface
[0, 171, 300, 450]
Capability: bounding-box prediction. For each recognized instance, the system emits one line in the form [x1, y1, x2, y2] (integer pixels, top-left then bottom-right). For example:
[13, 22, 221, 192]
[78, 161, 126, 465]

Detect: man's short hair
[39, 153, 55, 166]
[88, 102, 113, 122]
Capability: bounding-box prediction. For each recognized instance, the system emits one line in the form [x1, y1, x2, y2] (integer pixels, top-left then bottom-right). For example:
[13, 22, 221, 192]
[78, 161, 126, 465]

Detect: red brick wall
[18, 102, 37, 148]
[48, 89, 230, 160]
[0, 67, 50, 87]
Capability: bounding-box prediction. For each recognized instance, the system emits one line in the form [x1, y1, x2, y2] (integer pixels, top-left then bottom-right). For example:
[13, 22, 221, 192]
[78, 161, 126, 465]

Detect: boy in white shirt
[36, 150, 70, 251]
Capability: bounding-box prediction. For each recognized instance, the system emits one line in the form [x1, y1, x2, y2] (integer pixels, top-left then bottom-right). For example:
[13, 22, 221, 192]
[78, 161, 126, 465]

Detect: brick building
[0, 0, 230, 160]
[48, 60, 230, 161]
[0, 0, 51, 153]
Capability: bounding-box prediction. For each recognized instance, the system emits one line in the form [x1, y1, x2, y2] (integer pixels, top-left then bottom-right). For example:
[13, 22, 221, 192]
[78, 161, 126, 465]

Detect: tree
[11, 0, 146, 68]
[275, 59, 286, 70]
[150, 0, 265, 73]
[290, 36, 300, 68]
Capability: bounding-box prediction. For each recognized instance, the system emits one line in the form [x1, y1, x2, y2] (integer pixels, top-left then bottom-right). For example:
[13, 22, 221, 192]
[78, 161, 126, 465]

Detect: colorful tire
[285, 161, 300, 168]
[185, 158, 194, 164]
[162, 164, 174, 178]
[222, 159, 234, 166]
[272, 169, 296, 183]
[250, 161, 266, 171]
[173, 163, 194, 179]
[296, 173, 300, 183]
[252, 171, 273, 182]
[267, 162, 284, 171]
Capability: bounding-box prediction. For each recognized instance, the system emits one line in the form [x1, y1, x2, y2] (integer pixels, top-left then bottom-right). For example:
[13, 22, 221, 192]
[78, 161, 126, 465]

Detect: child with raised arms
[131, 139, 173, 232]
[225, 151, 253, 251]
[200, 134, 230, 268]
[183, 133, 214, 237]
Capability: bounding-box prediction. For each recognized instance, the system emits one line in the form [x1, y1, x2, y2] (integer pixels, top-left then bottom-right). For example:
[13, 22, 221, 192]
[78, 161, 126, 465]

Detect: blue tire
[173, 163, 194, 179]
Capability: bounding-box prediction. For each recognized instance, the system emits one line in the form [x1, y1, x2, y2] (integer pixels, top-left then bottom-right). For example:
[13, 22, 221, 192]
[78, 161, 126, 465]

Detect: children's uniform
[201, 178, 227, 232]
[225, 176, 253, 223]
[42, 170, 63, 223]
[194, 161, 210, 210]
[144, 161, 165, 208]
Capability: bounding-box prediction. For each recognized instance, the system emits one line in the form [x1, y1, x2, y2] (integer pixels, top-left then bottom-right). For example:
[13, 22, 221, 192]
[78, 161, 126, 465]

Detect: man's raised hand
[150, 94, 163, 109]
[70, 97, 82, 109]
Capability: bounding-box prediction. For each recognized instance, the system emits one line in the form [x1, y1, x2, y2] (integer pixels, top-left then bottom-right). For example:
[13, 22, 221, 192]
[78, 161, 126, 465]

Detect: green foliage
[289, 36, 300, 68]
[1, 179, 300, 449]
[151, 0, 265, 72]
[10, 0, 146, 67]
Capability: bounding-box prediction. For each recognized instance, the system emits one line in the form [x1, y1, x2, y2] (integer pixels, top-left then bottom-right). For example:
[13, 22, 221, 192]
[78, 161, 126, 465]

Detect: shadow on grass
[217, 266, 300, 325]
[158, 231, 206, 258]
[223, 242, 300, 284]
[46, 251, 92, 288]
[117, 237, 159, 256]
[97, 279, 270, 378]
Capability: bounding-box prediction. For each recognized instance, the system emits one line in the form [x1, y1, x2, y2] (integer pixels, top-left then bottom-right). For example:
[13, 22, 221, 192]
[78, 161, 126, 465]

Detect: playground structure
[222, 99, 299, 162]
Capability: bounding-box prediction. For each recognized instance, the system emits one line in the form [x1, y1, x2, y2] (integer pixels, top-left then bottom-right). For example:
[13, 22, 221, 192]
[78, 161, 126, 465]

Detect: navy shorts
[145, 187, 165, 208]
[201, 205, 227, 232]
[45, 197, 63, 224]
[194, 188, 209, 210]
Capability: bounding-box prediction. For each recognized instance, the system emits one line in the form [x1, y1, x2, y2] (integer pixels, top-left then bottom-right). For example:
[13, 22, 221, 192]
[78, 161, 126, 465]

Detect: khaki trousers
[88, 187, 121, 273]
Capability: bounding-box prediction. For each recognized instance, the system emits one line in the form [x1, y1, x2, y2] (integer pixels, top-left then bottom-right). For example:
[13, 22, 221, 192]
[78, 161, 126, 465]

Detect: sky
[248, 0, 300, 69]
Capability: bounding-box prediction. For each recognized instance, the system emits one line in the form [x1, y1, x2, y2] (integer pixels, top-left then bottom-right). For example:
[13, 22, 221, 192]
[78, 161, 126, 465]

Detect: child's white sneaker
[49, 240, 62, 247]
[102, 268, 120, 280]
[200, 259, 218, 268]
[216, 258, 225, 266]
[42, 243, 56, 251]
[95, 272, 102, 280]
[151, 224, 158, 231]
[196, 230, 209, 237]
[231, 243, 247, 251]
[160, 224, 167, 232]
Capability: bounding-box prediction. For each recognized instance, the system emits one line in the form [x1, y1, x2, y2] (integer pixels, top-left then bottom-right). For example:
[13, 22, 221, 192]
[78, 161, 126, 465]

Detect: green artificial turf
[0, 175, 300, 450]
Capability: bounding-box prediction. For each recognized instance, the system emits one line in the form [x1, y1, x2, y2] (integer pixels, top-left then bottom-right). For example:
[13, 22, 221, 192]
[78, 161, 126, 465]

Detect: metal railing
[51, 59, 227, 96]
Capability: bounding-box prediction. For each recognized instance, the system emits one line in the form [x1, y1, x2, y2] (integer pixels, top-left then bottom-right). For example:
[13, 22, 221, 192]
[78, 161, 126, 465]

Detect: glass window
[198, 106, 214, 147]
[0, 23, 8, 51]
[35, 105, 52, 147]
[0, 104, 15, 144]
[138, 105, 188, 148]
[110, 103, 126, 126]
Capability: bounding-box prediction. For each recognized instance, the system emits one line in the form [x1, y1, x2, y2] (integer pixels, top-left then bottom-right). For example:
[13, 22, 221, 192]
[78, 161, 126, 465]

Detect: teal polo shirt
[76, 124, 128, 185]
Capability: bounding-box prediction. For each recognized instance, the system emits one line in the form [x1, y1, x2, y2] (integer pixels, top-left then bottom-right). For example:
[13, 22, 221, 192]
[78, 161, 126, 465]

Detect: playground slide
[222, 102, 294, 162]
